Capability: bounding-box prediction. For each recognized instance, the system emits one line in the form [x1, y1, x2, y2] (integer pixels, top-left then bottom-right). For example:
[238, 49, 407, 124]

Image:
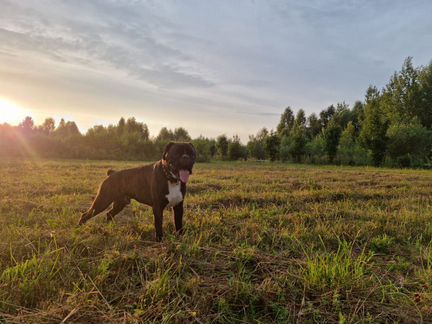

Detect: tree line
[1, 57, 431, 167]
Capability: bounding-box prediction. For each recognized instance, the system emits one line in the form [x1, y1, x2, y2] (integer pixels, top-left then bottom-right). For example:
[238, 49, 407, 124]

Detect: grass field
[1, 159, 432, 323]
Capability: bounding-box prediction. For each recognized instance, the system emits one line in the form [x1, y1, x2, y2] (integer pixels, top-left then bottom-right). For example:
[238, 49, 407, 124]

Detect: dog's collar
[162, 159, 179, 183]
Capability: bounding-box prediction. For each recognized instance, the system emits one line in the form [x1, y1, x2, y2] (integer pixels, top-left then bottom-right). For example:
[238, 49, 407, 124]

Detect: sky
[0, 0, 431, 140]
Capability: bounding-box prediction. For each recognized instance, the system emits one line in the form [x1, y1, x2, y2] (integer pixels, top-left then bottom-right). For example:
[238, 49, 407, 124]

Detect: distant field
[2, 159, 432, 323]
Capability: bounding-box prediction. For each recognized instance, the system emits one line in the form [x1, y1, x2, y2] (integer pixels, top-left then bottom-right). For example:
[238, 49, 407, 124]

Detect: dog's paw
[78, 216, 88, 225]
[155, 235, 163, 242]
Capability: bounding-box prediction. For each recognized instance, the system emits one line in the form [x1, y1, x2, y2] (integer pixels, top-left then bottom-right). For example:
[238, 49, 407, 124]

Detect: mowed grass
[1, 159, 432, 323]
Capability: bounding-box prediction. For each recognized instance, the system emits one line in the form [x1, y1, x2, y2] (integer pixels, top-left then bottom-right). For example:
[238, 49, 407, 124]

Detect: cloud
[0, 0, 432, 140]
[0, 0, 215, 89]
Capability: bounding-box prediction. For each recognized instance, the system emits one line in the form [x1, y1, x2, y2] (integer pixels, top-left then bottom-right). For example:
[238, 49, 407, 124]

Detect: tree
[38, 118, 55, 134]
[265, 131, 280, 161]
[55, 118, 80, 138]
[307, 113, 321, 139]
[216, 134, 229, 159]
[294, 109, 306, 127]
[124, 117, 149, 141]
[277, 107, 295, 137]
[418, 62, 432, 128]
[192, 136, 212, 162]
[173, 127, 191, 141]
[247, 138, 266, 160]
[156, 127, 174, 142]
[319, 105, 336, 129]
[280, 125, 307, 162]
[351, 101, 365, 135]
[337, 122, 356, 165]
[333, 102, 352, 129]
[382, 57, 422, 125]
[386, 121, 432, 167]
[323, 119, 342, 163]
[117, 117, 126, 135]
[305, 135, 326, 164]
[360, 86, 389, 166]
[19, 116, 34, 134]
[228, 135, 246, 160]
[65, 121, 80, 137]
[209, 139, 217, 158]
[280, 111, 308, 162]
[256, 127, 269, 141]
[247, 128, 268, 160]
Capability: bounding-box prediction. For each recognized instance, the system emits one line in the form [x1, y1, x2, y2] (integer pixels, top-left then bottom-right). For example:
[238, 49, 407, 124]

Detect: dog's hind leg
[79, 193, 113, 225]
[106, 199, 128, 222]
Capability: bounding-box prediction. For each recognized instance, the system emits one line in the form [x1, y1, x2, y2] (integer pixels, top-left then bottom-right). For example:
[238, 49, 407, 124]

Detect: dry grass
[1, 159, 432, 323]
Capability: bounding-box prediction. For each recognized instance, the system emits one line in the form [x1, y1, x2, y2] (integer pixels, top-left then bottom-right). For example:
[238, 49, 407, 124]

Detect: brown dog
[79, 142, 196, 241]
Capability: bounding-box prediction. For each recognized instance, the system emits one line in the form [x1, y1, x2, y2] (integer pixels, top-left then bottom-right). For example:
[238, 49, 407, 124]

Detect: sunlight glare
[0, 98, 27, 125]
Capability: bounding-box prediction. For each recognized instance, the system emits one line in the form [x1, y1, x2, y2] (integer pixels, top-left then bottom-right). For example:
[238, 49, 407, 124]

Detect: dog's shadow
[85, 204, 179, 243]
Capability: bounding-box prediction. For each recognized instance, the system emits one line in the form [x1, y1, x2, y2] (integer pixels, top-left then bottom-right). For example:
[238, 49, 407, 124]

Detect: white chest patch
[165, 181, 183, 208]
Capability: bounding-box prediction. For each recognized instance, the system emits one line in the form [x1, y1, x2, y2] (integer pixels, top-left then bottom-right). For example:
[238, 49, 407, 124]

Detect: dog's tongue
[179, 169, 190, 183]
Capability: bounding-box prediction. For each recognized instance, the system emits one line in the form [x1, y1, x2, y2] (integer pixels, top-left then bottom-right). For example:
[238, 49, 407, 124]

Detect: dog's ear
[188, 142, 196, 155]
[163, 141, 175, 160]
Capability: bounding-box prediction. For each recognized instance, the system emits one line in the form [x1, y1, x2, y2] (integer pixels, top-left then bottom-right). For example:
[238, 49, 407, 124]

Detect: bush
[265, 132, 280, 161]
[247, 140, 266, 160]
[386, 122, 432, 167]
[337, 122, 369, 165]
[279, 126, 307, 162]
[228, 135, 247, 161]
[279, 136, 291, 162]
[305, 135, 326, 164]
[192, 137, 213, 162]
[323, 120, 342, 163]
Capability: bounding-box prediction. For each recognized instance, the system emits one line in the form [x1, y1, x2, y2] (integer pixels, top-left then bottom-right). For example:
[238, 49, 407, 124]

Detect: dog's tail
[107, 169, 116, 176]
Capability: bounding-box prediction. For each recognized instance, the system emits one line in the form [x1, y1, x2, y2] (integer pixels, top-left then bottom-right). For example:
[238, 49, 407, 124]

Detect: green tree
[382, 57, 422, 125]
[247, 128, 268, 160]
[351, 101, 365, 135]
[117, 117, 126, 135]
[277, 107, 295, 137]
[280, 125, 307, 162]
[360, 86, 389, 166]
[265, 131, 280, 161]
[305, 135, 326, 164]
[337, 122, 356, 165]
[209, 139, 217, 158]
[125, 117, 149, 141]
[307, 113, 321, 139]
[55, 119, 80, 138]
[294, 109, 306, 127]
[216, 134, 229, 159]
[192, 136, 212, 162]
[323, 119, 342, 163]
[228, 135, 246, 160]
[156, 127, 174, 142]
[418, 62, 432, 128]
[319, 105, 336, 129]
[173, 127, 191, 141]
[333, 102, 352, 129]
[386, 122, 432, 167]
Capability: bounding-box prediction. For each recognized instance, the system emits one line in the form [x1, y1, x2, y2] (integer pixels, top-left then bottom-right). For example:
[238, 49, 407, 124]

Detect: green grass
[1, 159, 432, 322]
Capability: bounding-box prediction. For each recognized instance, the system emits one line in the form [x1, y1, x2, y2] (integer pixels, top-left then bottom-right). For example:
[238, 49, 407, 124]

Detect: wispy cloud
[0, 0, 431, 139]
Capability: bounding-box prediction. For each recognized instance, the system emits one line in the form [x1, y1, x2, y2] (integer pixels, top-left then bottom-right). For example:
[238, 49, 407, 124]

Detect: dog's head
[163, 142, 196, 183]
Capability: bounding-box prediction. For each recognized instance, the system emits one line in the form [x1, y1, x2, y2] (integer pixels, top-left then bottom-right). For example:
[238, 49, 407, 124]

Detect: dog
[78, 142, 196, 241]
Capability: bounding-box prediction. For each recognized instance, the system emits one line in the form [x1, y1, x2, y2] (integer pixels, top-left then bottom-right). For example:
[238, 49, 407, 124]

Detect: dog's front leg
[173, 202, 184, 235]
[152, 205, 164, 242]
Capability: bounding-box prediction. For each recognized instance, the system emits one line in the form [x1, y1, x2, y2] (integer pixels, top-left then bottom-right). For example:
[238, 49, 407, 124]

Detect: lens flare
[0, 98, 27, 124]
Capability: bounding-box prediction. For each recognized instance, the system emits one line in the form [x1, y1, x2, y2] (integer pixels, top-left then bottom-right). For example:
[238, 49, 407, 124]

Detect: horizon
[1, 1, 432, 141]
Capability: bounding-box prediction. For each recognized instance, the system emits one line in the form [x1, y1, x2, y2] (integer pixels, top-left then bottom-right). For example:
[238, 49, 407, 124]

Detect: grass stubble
[1, 159, 432, 323]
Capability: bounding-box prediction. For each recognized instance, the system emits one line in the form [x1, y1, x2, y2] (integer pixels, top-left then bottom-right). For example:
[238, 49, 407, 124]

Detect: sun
[0, 98, 27, 125]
